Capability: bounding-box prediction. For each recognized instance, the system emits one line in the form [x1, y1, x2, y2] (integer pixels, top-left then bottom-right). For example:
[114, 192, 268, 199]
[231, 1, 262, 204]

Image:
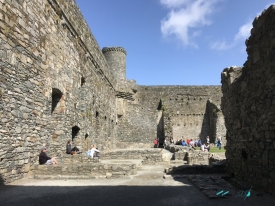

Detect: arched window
[72, 126, 80, 141]
[51, 88, 63, 114]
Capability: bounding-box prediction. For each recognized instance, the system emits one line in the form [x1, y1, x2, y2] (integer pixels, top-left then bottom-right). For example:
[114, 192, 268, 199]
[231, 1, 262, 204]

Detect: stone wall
[115, 85, 225, 148]
[165, 145, 210, 165]
[221, 5, 275, 195]
[0, 0, 117, 183]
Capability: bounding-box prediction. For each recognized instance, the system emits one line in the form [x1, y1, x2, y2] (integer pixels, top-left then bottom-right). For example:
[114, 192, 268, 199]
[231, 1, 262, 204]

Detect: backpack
[86, 150, 91, 156]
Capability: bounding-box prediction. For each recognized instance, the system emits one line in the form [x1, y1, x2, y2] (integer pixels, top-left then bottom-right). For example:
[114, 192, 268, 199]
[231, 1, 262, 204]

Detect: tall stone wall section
[221, 5, 275, 195]
[116, 85, 225, 148]
[0, 0, 117, 183]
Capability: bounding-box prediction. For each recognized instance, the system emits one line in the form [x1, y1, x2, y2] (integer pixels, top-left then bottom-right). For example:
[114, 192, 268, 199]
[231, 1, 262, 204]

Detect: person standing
[206, 136, 210, 144]
[217, 137, 222, 150]
[170, 137, 174, 145]
[39, 148, 58, 165]
[164, 138, 168, 148]
[153, 139, 158, 148]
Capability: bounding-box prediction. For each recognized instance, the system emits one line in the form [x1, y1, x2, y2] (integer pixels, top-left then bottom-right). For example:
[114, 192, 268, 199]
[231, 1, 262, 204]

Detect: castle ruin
[0, 0, 274, 196]
[0, 0, 224, 184]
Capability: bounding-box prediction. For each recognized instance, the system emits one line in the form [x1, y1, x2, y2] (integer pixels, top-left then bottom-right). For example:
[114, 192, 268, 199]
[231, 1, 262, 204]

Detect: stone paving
[1, 164, 275, 206]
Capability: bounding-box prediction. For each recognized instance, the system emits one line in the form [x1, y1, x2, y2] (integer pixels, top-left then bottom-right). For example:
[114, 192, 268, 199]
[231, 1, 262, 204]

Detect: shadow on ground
[0, 177, 274, 206]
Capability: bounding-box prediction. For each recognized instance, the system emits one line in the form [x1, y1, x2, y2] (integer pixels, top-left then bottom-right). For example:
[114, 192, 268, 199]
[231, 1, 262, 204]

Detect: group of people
[39, 140, 100, 165]
[163, 135, 222, 152]
[164, 136, 203, 149]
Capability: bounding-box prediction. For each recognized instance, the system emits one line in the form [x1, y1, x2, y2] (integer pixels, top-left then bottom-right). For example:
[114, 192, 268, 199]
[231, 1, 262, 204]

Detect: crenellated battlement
[102, 47, 127, 55]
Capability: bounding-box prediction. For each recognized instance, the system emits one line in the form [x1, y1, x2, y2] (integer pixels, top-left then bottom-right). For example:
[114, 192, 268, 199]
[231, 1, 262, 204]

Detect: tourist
[189, 139, 196, 149]
[153, 138, 158, 148]
[175, 139, 182, 145]
[206, 136, 210, 144]
[200, 141, 209, 152]
[39, 148, 58, 165]
[170, 136, 174, 145]
[164, 138, 168, 148]
[87, 144, 100, 159]
[182, 140, 187, 146]
[186, 138, 190, 146]
[205, 143, 210, 152]
[200, 142, 206, 152]
[216, 137, 222, 150]
[66, 140, 80, 155]
[197, 139, 202, 147]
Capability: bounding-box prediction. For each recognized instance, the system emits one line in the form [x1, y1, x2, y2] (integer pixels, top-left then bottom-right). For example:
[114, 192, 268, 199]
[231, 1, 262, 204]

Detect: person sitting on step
[39, 147, 58, 165]
[66, 140, 80, 155]
[88, 144, 100, 159]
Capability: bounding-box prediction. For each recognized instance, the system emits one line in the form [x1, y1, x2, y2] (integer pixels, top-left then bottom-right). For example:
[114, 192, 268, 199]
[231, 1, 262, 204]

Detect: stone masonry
[221, 5, 275, 196]
[0, 0, 226, 184]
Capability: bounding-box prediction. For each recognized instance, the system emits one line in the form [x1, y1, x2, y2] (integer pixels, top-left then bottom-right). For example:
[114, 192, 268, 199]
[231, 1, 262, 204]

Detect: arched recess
[52, 88, 64, 114]
[72, 126, 80, 141]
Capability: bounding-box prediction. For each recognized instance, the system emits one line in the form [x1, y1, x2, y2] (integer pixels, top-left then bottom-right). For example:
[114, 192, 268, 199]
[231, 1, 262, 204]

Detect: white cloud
[160, 0, 221, 47]
[160, 0, 190, 8]
[210, 20, 251, 51]
[211, 2, 275, 51]
[210, 40, 235, 51]
[234, 21, 252, 41]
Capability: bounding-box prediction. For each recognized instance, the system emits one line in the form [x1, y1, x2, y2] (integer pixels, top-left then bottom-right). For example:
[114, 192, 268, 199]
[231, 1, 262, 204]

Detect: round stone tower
[102, 47, 127, 81]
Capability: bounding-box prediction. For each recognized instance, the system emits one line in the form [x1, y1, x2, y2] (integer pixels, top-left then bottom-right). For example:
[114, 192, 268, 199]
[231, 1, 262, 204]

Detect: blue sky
[75, 0, 274, 86]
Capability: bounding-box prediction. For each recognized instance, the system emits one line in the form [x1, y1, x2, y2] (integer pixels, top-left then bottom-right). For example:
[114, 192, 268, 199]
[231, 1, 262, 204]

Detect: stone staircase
[29, 149, 172, 180]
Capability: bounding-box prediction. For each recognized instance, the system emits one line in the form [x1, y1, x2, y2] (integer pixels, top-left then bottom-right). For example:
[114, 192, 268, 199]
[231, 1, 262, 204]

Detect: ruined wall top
[55, 0, 116, 87]
[245, 5, 275, 66]
[221, 66, 243, 92]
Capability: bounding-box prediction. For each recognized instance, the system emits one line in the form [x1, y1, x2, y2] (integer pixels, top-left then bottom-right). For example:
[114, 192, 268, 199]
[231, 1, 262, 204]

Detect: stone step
[100, 159, 143, 167]
[30, 159, 144, 180]
[134, 165, 166, 180]
[165, 164, 226, 174]
[101, 148, 172, 165]
[170, 160, 188, 166]
[29, 174, 131, 180]
[29, 174, 101, 180]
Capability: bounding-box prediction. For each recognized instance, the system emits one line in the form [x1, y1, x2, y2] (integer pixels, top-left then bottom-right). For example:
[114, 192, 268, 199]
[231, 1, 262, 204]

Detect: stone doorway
[51, 88, 63, 114]
[72, 126, 80, 141]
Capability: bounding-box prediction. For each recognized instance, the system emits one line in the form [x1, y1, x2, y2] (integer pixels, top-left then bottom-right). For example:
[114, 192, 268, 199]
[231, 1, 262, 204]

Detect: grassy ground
[195, 146, 225, 153]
